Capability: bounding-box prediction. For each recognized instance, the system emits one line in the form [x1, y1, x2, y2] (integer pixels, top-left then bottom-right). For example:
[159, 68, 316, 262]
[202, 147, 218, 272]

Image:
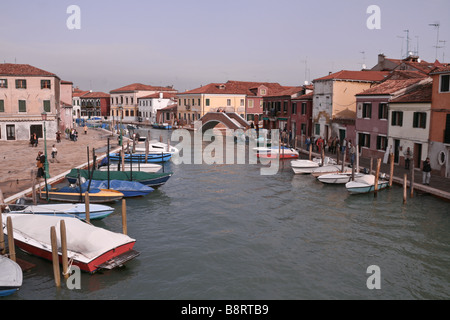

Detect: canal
[6, 128, 450, 300]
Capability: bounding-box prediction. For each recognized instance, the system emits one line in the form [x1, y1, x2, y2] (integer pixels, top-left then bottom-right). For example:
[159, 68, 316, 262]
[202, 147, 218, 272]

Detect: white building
[138, 92, 177, 124]
[387, 80, 432, 168]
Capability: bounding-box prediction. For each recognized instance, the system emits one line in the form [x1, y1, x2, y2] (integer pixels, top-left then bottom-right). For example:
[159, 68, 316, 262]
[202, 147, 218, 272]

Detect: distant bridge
[199, 112, 250, 133]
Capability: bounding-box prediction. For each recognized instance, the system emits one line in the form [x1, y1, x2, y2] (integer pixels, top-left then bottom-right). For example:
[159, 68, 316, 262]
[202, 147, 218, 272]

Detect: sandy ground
[0, 128, 126, 201]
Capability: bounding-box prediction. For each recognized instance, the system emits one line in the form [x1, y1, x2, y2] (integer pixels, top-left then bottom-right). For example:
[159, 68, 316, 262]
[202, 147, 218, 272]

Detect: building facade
[138, 92, 177, 124]
[80, 91, 111, 119]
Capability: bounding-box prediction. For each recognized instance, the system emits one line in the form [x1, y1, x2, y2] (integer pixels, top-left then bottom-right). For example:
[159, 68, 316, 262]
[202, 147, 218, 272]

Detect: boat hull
[41, 188, 124, 203]
[108, 153, 172, 163]
[98, 163, 162, 173]
[346, 181, 389, 194]
[6, 203, 114, 220]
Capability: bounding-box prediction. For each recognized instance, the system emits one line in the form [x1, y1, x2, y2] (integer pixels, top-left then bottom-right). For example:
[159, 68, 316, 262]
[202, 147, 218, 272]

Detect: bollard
[403, 174, 408, 204]
[389, 153, 394, 187]
[60, 220, 69, 279]
[122, 199, 127, 235]
[374, 158, 381, 197]
[85, 192, 90, 223]
[6, 216, 16, 262]
[50, 226, 61, 287]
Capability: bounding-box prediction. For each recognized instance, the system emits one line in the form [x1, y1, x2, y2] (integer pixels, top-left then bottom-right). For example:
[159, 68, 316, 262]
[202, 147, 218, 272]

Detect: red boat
[3, 214, 139, 273]
[254, 146, 299, 159]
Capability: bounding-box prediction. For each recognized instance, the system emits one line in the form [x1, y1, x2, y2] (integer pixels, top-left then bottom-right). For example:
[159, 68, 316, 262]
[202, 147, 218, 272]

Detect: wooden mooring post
[85, 192, 90, 223]
[403, 174, 408, 204]
[374, 158, 381, 198]
[122, 199, 127, 235]
[60, 220, 69, 279]
[410, 161, 415, 198]
[50, 226, 61, 287]
[389, 153, 394, 187]
[6, 216, 16, 262]
[0, 212, 5, 255]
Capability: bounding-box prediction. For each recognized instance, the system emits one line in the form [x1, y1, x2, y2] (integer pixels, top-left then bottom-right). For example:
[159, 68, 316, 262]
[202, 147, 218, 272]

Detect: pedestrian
[84, 124, 88, 135]
[74, 130, 78, 141]
[350, 144, 356, 166]
[316, 136, 324, 153]
[422, 157, 432, 185]
[30, 133, 35, 147]
[51, 144, 59, 163]
[36, 151, 45, 178]
[56, 131, 61, 143]
[305, 136, 311, 151]
[404, 147, 412, 169]
[33, 133, 38, 147]
[342, 138, 347, 154]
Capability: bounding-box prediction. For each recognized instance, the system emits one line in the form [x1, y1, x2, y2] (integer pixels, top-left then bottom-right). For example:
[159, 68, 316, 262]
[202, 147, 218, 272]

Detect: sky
[1, 0, 449, 93]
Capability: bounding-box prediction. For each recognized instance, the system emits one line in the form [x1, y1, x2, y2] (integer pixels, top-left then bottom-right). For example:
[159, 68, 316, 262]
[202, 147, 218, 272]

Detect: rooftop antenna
[301, 57, 309, 84]
[415, 36, 420, 57]
[429, 22, 440, 60]
[439, 40, 447, 62]
[360, 51, 366, 69]
[404, 29, 411, 58]
[397, 35, 405, 58]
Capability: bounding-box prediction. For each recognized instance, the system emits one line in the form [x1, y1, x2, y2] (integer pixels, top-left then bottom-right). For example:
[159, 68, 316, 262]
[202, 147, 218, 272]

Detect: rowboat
[40, 185, 124, 203]
[98, 162, 162, 173]
[2, 214, 139, 273]
[255, 147, 299, 160]
[345, 175, 389, 194]
[291, 157, 337, 174]
[81, 180, 154, 198]
[317, 172, 365, 184]
[4, 202, 114, 220]
[0, 255, 22, 297]
[66, 169, 172, 189]
[134, 141, 179, 155]
[108, 152, 172, 163]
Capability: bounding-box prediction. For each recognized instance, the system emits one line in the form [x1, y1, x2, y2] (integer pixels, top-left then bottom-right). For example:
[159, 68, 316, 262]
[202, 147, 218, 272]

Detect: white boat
[291, 157, 337, 174]
[345, 175, 389, 194]
[99, 162, 162, 173]
[318, 172, 365, 184]
[135, 140, 179, 155]
[0, 255, 22, 297]
[4, 202, 114, 220]
[255, 146, 299, 159]
[2, 214, 139, 273]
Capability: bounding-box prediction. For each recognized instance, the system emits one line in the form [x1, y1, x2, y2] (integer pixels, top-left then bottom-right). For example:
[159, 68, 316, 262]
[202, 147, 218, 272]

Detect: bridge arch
[198, 112, 250, 133]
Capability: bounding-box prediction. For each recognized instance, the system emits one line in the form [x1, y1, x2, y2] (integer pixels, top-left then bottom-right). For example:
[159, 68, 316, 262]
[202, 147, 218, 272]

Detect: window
[227, 99, 231, 106]
[6, 124, 15, 140]
[198, 99, 201, 106]
[362, 103, 372, 118]
[43, 100, 51, 112]
[391, 111, 403, 126]
[18, 100, 26, 112]
[260, 89, 266, 95]
[248, 100, 254, 108]
[440, 74, 450, 93]
[0, 100, 4, 112]
[16, 79, 26, 89]
[301, 102, 307, 115]
[292, 102, 297, 114]
[283, 101, 287, 112]
[315, 124, 320, 135]
[41, 80, 51, 89]
[413, 112, 427, 128]
[358, 133, 371, 148]
[0, 79, 7, 88]
[376, 135, 387, 151]
[301, 123, 306, 134]
[240, 99, 245, 107]
[378, 103, 388, 120]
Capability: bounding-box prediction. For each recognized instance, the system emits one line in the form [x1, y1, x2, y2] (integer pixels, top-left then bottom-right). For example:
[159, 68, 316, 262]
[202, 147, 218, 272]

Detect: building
[138, 92, 177, 124]
[355, 72, 429, 160]
[72, 87, 90, 121]
[79, 91, 111, 119]
[388, 81, 433, 168]
[60, 80, 74, 131]
[429, 64, 450, 177]
[177, 81, 286, 125]
[291, 91, 314, 143]
[110, 83, 177, 122]
[156, 104, 178, 127]
[312, 70, 390, 144]
[0, 63, 61, 141]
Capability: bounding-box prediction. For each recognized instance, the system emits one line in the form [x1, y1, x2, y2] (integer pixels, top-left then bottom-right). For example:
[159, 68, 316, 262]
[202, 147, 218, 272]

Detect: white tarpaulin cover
[3, 214, 135, 261]
[0, 255, 22, 287]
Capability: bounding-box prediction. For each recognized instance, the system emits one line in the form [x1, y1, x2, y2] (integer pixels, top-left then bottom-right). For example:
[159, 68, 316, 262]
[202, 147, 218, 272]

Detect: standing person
[30, 133, 35, 147]
[305, 136, 311, 151]
[56, 131, 61, 143]
[316, 136, 324, 153]
[342, 138, 347, 154]
[350, 144, 356, 166]
[422, 157, 432, 185]
[84, 124, 88, 135]
[404, 147, 412, 169]
[51, 144, 59, 163]
[36, 151, 45, 178]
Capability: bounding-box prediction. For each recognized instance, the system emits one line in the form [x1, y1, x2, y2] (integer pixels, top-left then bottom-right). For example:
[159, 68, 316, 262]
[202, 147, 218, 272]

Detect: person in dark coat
[422, 157, 432, 185]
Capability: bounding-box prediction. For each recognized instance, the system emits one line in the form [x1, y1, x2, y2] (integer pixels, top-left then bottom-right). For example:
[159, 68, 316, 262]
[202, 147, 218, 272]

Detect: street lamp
[41, 111, 50, 179]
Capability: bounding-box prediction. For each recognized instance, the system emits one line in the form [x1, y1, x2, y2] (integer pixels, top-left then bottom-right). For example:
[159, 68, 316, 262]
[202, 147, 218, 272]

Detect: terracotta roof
[110, 83, 176, 93]
[265, 86, 304, 97]
[72, 89, 90, 97]
[179, 80, 285, 96]
[293, 92, 314, 100]
[383, 70, 428, 80]
[81, 92, 110, 98]
[430, 64, 450, 74]
[356, 78, 426, 96]
[313, 70, 390, 82]
[61, 80, 73, 85]
[139, 92, 178, 99]
[0, 63, 58, 77]
[390, 82, 432, 103]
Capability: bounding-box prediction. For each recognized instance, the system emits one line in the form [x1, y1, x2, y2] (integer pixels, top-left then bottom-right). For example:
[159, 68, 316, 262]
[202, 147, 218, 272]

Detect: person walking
[422, 157, 432, 185]
[36, 151, 45, 178]
[404, 147, 412, 169]
[33, 133, 38, 147]
[51, 144, 59, 163]
[84, 124, 88, 135]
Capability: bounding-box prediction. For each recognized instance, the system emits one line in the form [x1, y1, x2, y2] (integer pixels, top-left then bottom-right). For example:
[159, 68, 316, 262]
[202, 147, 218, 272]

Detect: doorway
[394, 139, 400, 163]
[414, 143, 422, 168]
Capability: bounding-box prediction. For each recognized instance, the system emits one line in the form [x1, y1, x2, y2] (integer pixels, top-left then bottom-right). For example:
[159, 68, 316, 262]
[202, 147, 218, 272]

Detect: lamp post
[118, 105, 123, 146]
[41, 112, 50, 179]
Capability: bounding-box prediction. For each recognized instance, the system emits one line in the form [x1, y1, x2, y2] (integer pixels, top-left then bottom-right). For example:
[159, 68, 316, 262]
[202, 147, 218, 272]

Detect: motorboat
[255, 146, 299, 160]
[345, 174, 389, 194]
[291, 157, 337, 174]
[134, 140, 179, 155]
[81, 180, 154, 198]
[2, 214, 139, 273]
[40, 185, 124, 204]
[0, 255, 22, 296]
[98, 162, 162, 173]
[317, 172, 365, 184]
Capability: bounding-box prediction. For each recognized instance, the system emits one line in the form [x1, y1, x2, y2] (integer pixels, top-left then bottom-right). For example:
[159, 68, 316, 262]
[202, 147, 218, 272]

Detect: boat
[317, 172, 365, 184]
[98, 162, 162, 173]
[309, 165, 343, 176]
[345, 174, 389, 194]
[152, 123, 172, 130]
[108, 152, 172, 163]
[4, 202, 114, 220]
[0, 255, 22, 297]
[81, 180, 154, 198]
[66, 169, 173, 189]
[291, 157, 337, 174]
[255, 146, 299, 160]
[134, 140, 179, 155]
[40, 185, 124, 203]
[2, 214, 139, 273]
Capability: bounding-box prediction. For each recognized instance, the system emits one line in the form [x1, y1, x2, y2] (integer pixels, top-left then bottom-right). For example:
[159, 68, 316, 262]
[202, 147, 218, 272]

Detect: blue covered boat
[82, 180, 154, 198]
[66, 169, 172, 189]
[108, 152, 172, 163]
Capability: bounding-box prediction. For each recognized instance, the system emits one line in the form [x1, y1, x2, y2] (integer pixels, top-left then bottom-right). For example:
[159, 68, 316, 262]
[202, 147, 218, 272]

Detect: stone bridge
[198, 112, 250, 133]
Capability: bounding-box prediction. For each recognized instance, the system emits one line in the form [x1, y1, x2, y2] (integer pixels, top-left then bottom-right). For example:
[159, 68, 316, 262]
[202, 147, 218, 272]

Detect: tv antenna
[429, 22, 441, 60]
[404, 29, 411, 57]
[359, 51, 366, 69]
[397, 35, 405, 58]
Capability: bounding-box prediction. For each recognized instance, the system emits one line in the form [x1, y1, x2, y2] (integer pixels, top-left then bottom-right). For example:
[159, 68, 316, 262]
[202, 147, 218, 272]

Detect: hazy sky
[1, 0, 449, 92]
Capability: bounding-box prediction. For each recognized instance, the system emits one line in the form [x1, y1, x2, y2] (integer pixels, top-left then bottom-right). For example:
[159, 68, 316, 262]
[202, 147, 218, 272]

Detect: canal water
[6, 128, 450, 300]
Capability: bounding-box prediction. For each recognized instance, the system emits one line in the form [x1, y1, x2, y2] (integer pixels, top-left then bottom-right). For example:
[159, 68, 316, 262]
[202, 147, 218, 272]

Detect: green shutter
[18, 100, 26, 112]
[0, 100, 4, 112]
[44, 100, 51, 112]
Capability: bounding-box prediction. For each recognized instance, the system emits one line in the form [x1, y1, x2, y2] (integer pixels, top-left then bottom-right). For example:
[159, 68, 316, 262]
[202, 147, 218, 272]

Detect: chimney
[159, 92, 163, 99]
